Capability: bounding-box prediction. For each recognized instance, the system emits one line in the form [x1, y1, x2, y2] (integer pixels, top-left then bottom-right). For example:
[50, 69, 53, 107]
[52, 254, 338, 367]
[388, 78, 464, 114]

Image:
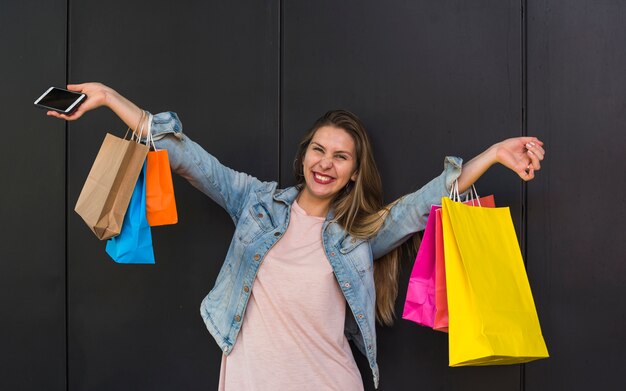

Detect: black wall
[2, 0, 624, 390]
[525, 1, 626, 390]
[1, 1, 67, 389]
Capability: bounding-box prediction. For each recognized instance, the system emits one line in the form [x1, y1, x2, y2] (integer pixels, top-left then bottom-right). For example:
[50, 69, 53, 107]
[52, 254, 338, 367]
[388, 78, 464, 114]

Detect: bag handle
[137, 112, 147, 145]
[123, 109, 146, 142]
[464, 184, 482, 207]
[449, 180, 460, 202]
[146, 119, 158, 151]
[450, 181, 483, 207]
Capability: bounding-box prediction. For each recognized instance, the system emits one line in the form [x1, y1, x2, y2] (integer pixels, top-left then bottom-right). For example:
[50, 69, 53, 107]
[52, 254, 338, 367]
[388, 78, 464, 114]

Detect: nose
[319, 156, 333, 169]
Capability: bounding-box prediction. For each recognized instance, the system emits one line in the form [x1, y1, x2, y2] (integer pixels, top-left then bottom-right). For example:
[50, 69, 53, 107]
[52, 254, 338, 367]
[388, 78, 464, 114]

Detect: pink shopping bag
[402, 205, 440, 327]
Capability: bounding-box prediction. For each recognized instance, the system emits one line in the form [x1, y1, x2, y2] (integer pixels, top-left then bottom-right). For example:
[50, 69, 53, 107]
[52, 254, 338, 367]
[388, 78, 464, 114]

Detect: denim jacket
[149, 112, 464, 388]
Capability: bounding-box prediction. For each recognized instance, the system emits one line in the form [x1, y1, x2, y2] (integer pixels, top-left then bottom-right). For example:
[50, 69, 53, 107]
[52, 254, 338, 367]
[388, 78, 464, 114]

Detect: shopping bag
[402, 205, 439, 327]
[75, 132, 149, 240]
[105, 162, 155, 264]
[433, 208, 447, 331]
[441, 197, 549, 366]
[145, 131, 178, 226]
[404, 195, 495, 329]
[434, 195, 495, 332]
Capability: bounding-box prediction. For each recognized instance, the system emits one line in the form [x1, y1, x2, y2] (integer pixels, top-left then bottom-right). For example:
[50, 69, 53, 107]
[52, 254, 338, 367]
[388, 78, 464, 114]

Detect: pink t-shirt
[218, 200, 363, 391]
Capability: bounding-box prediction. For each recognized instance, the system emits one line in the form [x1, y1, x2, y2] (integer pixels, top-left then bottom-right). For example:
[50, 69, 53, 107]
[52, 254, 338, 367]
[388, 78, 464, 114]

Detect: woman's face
[301, 125, 358, 205]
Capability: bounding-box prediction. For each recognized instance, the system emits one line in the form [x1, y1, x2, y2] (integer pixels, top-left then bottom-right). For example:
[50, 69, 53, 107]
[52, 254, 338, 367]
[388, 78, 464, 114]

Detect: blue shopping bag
[106, 162, 155, 264]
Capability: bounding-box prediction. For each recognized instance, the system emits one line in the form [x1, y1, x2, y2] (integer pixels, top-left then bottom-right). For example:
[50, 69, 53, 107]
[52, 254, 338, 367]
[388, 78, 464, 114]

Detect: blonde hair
[293, 110, 419, 326]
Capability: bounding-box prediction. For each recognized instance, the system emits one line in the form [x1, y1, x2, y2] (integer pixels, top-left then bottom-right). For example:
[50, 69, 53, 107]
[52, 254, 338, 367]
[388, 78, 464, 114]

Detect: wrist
[101, 86, 118, 109]
[486, 142, 500, 166]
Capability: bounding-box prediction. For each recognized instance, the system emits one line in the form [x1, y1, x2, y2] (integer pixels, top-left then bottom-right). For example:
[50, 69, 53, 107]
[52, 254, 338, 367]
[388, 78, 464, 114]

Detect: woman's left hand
[457, 136, 545, 193]
[493, 137, 545, 181]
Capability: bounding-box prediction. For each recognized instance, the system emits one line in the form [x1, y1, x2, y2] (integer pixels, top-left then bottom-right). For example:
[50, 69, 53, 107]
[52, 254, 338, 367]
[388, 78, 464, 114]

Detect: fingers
[520, 136, 544, 147]
[66, 84, 84, 92]
[46, 110, 83, 121]
[517, 138, 543, 181]
[47, 111, 69, 120]
[527, 150, 541, 170]
[499, 136, 545, 182]
[516, 159, 534, 181]
[46, 111, 69, 119]
[525, 140, 545, 171]
[526, 142, 545, 158]
[519, 167, 535, 181]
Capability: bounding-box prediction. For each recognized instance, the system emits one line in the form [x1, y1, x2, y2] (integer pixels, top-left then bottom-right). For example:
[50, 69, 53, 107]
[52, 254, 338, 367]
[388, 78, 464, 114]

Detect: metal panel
[67, 1, 279, 389]
[282, 1, 523, 389]
[0, 1, 67, 390]
[526, 1, 626, 389]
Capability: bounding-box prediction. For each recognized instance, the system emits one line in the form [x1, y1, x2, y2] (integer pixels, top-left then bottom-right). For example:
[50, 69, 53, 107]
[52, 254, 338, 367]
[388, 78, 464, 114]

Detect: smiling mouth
[313, 171, 335, 184]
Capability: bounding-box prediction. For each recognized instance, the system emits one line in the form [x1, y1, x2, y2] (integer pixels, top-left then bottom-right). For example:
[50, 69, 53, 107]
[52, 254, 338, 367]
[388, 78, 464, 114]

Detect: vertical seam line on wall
[64, 0, 70, 389]
[520, 0, 528, 390]
[278, 0, 284, 187]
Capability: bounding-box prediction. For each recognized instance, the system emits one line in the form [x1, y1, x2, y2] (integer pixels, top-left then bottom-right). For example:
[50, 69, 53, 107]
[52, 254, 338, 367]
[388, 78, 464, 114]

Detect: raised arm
[146, 112, 269, 222]
[369, 156, 463, 259]
[370, 137, 545, 259]
[47, 82, 268, 223]
[46, 83, 149, 136]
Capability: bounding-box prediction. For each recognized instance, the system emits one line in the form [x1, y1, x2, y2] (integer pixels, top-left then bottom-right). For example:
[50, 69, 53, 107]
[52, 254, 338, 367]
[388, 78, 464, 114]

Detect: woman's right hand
[46, 82, 149, 137]
[46, 82, 112, 121]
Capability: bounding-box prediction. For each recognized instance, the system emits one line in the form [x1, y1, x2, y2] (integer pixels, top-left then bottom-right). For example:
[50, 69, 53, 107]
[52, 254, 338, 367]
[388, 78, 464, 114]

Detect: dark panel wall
[3, 1, 626, 390]
[282, 1, 524, 389]
[0, 1, 67, 390]
[67, 1, 278, 390]
[526, 2, 626, 390]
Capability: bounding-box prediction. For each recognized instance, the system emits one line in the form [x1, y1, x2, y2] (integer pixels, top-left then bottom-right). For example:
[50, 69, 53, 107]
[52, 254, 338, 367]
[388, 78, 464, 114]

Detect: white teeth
[314, 173, 332, 182]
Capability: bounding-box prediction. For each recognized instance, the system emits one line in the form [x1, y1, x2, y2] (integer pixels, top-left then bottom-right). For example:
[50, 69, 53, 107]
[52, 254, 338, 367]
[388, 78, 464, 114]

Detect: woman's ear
[351, 171, 358, 182]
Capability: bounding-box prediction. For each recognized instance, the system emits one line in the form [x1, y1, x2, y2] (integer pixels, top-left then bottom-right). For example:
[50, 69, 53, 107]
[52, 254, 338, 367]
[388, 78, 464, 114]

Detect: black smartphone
[34, 87, 87, 114]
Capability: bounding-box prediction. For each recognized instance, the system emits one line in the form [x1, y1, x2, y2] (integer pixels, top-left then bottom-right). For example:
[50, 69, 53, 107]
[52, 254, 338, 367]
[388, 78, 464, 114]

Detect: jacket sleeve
[369, 156, 463, 260]
[148, 111, 265, 224]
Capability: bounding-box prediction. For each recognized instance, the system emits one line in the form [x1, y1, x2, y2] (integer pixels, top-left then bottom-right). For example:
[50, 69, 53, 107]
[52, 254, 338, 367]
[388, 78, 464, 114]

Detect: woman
[48, 83, 545, 390]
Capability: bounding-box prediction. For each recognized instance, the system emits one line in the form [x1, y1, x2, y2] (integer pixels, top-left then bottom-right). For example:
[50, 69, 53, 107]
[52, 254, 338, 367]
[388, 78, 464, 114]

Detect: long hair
[293, 110, 419, 326]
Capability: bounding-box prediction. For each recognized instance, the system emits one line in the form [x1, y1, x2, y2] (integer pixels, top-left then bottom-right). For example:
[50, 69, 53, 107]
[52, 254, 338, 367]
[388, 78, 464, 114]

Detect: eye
[335, 154, 348, 160]
[312, 146, 324, 152]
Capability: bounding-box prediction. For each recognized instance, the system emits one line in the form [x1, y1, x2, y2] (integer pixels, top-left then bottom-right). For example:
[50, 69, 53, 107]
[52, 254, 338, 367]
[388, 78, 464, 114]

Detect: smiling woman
[47, 82, 545, 390]
[299, 125, 359, 214]
[291, 109, 422, 334]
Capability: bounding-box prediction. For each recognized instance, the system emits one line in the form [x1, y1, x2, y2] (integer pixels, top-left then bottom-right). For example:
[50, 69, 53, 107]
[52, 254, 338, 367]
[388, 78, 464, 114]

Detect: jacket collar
[272, 186, 299, 204]
[273, 186, 336, 221]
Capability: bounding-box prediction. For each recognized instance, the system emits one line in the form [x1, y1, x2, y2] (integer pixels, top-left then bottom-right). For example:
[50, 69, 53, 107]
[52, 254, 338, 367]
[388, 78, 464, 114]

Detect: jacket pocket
[340, 236, 373, 274]
[236, 203, 275, 244]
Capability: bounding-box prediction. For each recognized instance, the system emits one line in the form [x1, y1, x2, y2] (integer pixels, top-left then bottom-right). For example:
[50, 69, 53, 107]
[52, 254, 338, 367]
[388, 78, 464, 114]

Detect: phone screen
[35, 87, 85, 113]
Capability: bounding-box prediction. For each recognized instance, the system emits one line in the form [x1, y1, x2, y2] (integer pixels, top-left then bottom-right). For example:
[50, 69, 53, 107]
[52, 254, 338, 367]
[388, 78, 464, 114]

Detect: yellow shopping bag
[441, 197, 549, 366]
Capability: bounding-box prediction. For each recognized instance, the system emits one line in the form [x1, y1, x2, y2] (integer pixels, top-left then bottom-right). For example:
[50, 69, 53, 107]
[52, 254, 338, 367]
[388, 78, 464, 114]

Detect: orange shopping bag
[145, 131, 178, 226]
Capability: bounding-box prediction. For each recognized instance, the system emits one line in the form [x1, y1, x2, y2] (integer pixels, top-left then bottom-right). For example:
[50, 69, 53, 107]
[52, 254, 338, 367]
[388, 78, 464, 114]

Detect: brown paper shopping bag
[75, 132, 149, 240]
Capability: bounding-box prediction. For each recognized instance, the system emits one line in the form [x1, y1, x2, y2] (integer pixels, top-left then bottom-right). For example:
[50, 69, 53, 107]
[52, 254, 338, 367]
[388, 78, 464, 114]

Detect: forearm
[456, 144, 498, 193]
[370, 156, 463, 259]
[103, 88, 149, 138]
